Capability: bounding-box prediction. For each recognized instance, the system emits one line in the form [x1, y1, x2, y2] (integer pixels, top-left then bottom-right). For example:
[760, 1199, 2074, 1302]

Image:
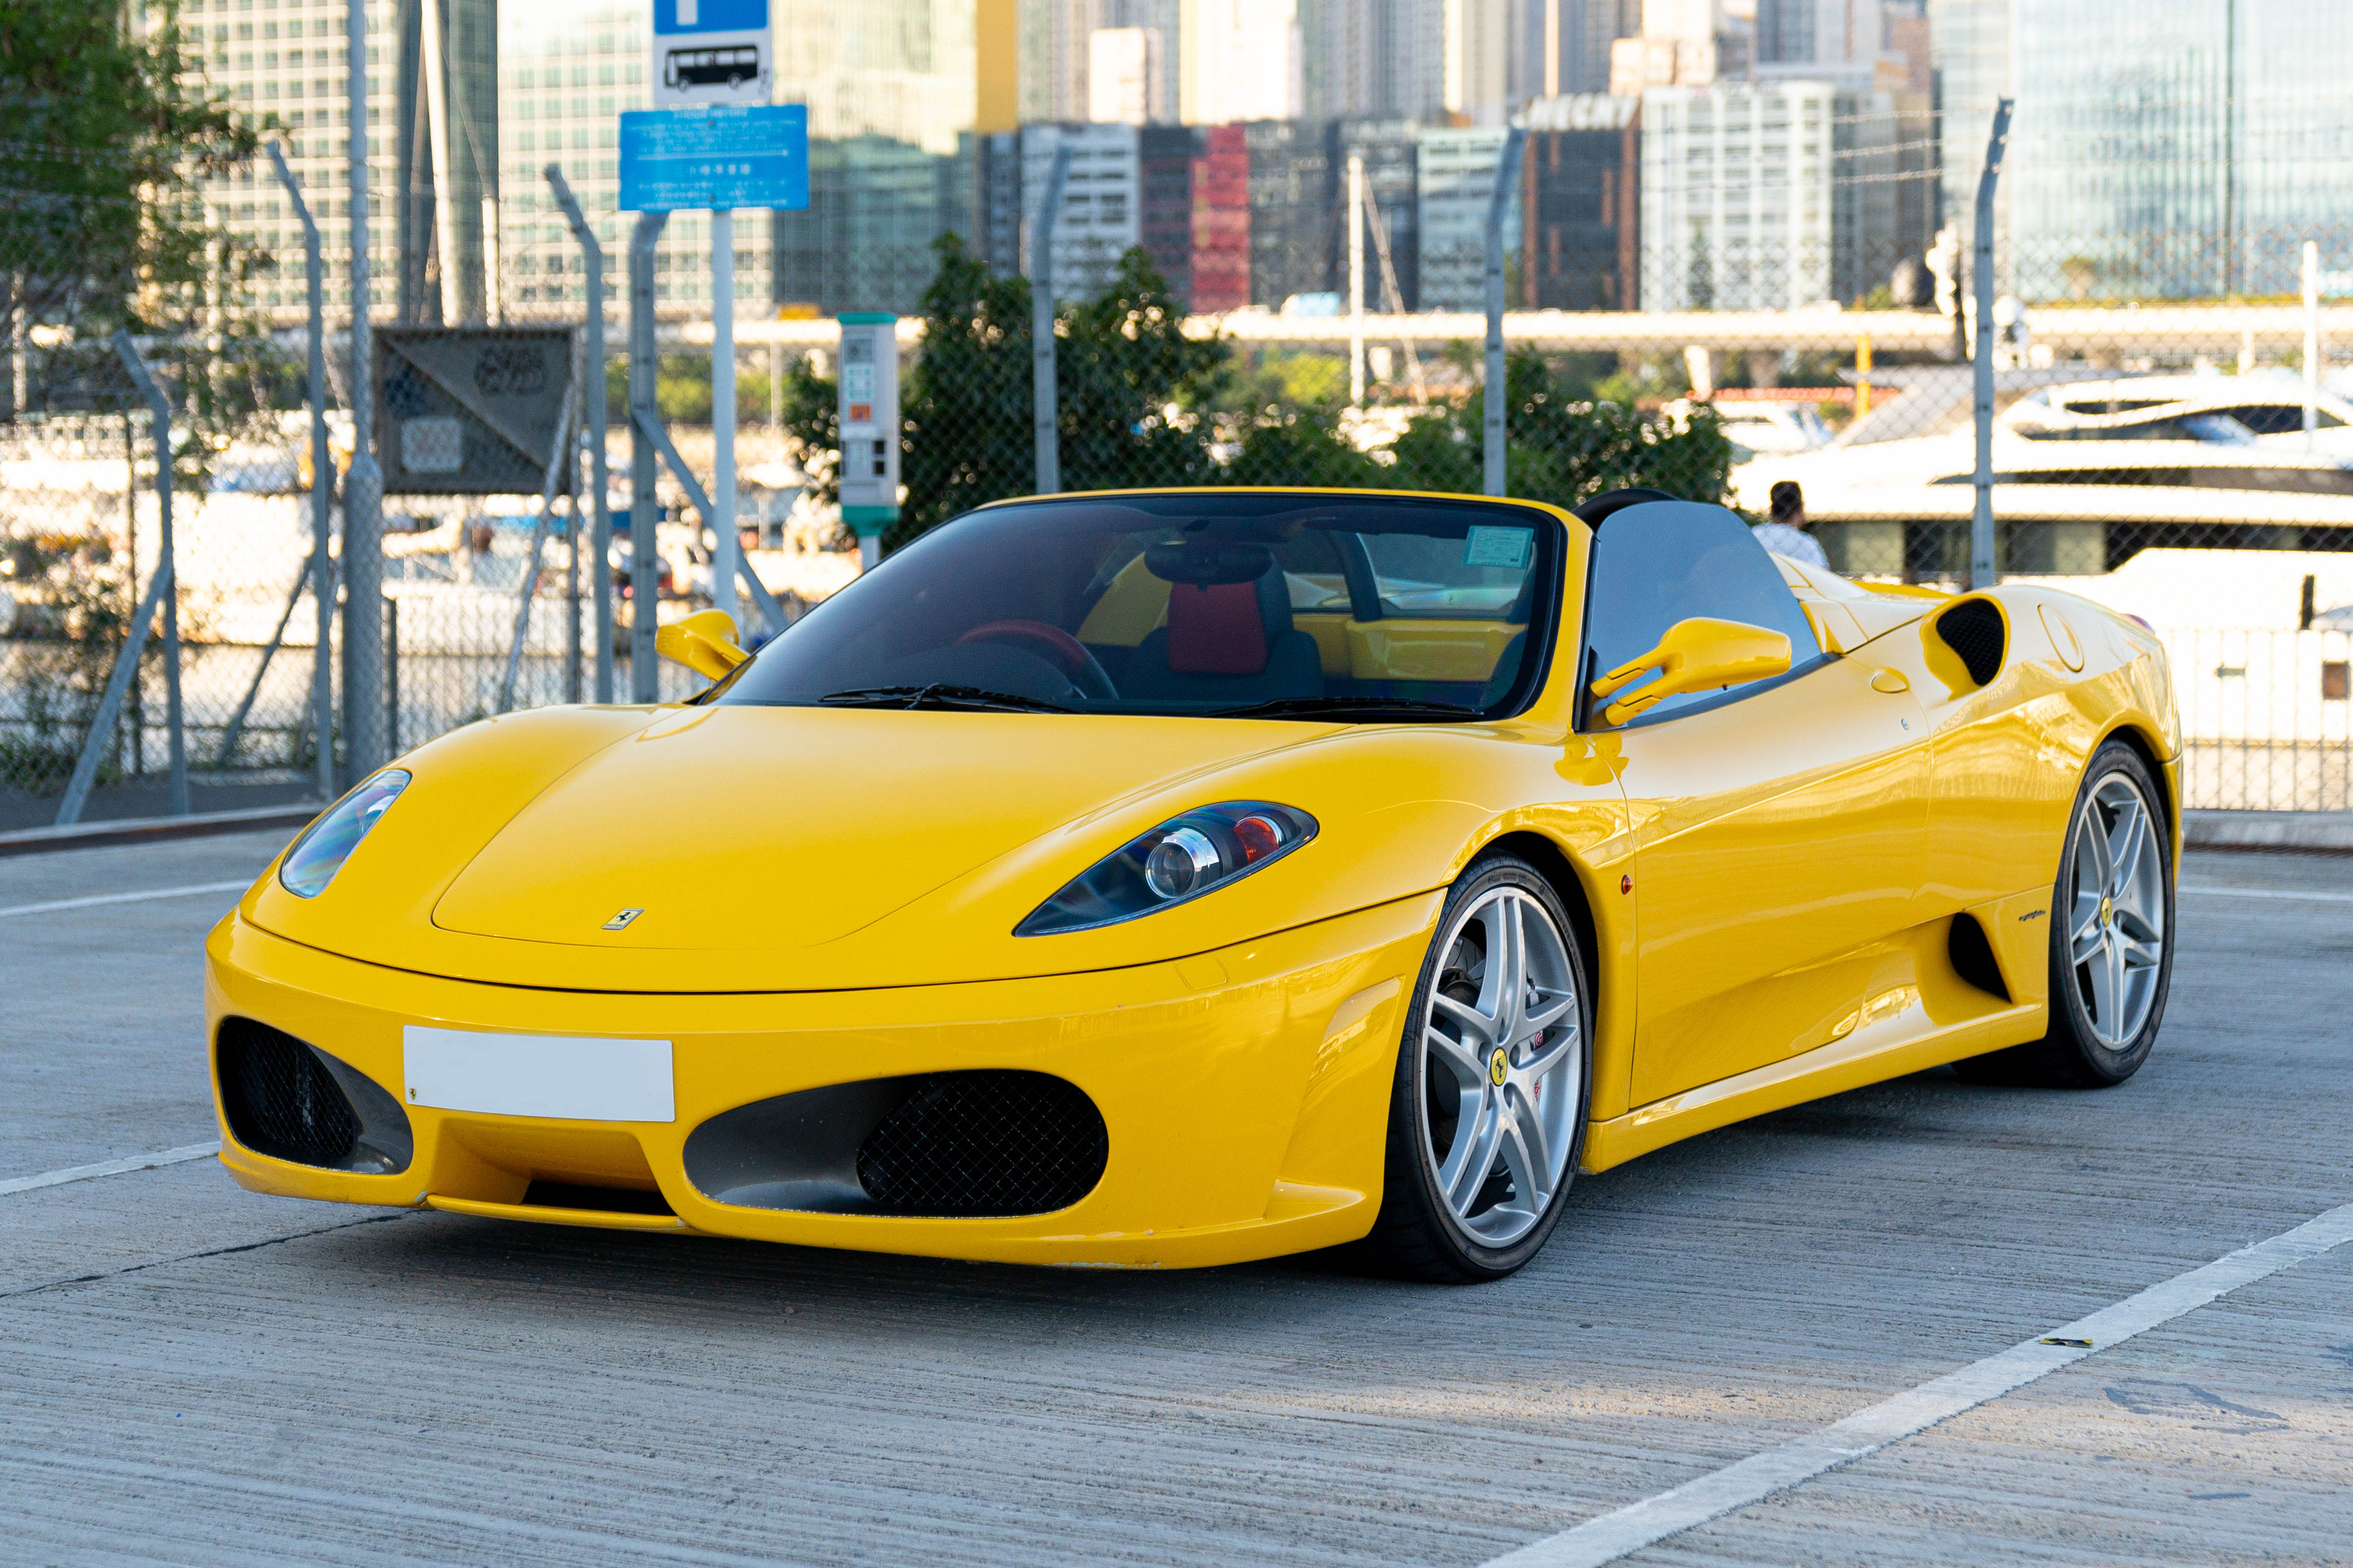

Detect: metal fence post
[114, 333, 188, 816]
[384, 594, 399, 756]
[1970, 99, 2014, 592]
[547, 164, 613, 703]
[1483, 126, 1527, 498]
[629, 212, 667, 702]
[236, 142, 337, 798]
[54, 336, 187, 826]
[343, 0, 385, 776]
[497, 379, 580, 713]
[1030, 143, 1072, 496]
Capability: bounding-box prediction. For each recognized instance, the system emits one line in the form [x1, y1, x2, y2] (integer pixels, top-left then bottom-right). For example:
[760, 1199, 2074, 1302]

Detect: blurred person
[1752, 480, 1828, 568]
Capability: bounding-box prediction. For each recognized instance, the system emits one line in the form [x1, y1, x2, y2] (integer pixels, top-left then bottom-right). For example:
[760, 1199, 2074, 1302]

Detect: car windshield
[718, 492, 1562, 720]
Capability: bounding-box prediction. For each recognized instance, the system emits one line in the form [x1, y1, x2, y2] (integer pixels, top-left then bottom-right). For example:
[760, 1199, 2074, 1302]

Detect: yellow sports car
[207, 487, 2180, 1281]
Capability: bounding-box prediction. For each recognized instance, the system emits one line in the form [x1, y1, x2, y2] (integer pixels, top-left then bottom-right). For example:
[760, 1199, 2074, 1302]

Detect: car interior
[724, 494, 1559, 718]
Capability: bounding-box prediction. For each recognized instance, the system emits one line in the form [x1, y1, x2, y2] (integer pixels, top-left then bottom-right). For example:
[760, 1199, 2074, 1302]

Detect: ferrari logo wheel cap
[1488, 1047, 1510, 1086]
[2098, 895, 2113, 925]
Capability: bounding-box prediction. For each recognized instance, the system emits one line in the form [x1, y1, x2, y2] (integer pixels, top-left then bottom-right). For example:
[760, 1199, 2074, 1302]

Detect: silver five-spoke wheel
[1416, 885, 1583, 1248]
[2067, 770, 2166, 1050]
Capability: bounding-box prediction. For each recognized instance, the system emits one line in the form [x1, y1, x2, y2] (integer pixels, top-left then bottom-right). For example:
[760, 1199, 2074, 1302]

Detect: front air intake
[683, 1070, 1109, 1218]
[1935, 598, 2008, 688]
[215, 1018, 413, 1174]
[855, 1071, 1109, 1218]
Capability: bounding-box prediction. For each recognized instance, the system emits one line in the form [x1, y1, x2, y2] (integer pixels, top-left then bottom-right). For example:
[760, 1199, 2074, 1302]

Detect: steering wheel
[954, 620, 1117, 700]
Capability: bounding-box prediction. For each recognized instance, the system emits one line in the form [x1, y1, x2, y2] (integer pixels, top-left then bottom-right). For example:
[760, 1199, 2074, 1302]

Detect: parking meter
[836, 313, 899, 570]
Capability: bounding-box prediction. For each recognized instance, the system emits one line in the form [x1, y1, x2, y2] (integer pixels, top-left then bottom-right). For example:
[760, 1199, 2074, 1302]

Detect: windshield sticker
[1463, 525, 1533, 570]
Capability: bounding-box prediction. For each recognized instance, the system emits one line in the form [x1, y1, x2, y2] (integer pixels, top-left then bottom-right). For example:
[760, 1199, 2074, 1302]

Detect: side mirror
[1589, 617, 1791, 726]
[656, 608, 750, 681]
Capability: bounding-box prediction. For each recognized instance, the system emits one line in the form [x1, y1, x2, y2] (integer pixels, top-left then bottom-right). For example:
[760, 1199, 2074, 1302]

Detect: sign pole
[711, 207, 740, 631]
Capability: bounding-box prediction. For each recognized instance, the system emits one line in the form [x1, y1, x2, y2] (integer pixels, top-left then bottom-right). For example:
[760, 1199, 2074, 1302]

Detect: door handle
[1869, 667, 1911, 694]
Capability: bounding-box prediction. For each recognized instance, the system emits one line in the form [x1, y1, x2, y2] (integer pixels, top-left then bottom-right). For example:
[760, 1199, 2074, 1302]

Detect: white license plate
[402, 1027, 675, 1123]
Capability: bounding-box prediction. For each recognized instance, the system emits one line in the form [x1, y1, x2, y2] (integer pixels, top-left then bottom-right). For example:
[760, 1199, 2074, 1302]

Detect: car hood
[244, 702, 1512, 993]
[427, 703, 1300, 952]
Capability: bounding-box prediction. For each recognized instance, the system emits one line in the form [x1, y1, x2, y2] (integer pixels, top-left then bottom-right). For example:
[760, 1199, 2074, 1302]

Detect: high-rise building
[1019, 122, 1145, 301]
[501, 1, 985, 320]
[497, 0, 657, 317]
[1138, 124, 1204, 297]
[1300, 0, 1447, 123]
[2005, 0, 2353, 301]
[1089, 28, 1158, 124]
[1640, 79, 1836, 310]
[1445, 0, 1511, 126]
[180, 0, 478, 324]
[1754, 0, 1883, 64]
[1511, 0, 1642, 104]
[1418, 126, 1520, 310]
[1334, 121, 1424, 310]
[1179, 0, 1302, 124]
[1521, 94, 1641, 309]
[1189, 123, 1253, 309]
[1926, 0, 2007, 251]
[1245, 118, 1330, 306]
[1025, 0, 1181, 124]
[1642, 77, 1922, 308]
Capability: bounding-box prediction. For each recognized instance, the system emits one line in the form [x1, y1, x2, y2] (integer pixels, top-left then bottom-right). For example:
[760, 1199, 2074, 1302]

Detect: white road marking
[2179, 883, 2353, 904]
[0, 1143, 221, 1198]
[1483, 1197, 2353, 1568]
[0, 880, 250, 919]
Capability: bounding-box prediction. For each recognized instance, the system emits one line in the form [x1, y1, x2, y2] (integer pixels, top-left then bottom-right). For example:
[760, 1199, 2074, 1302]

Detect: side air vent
[215, 1018, 414, 1174]
[1935, 598, 2007, 687]
[683, 1070, 1109, 1219]
[1947, 913, 2012, 1002]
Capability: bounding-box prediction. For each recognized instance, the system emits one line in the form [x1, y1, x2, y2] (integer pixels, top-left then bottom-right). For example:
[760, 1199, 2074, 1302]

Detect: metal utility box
[836, 314, 900, 561]
[376, 327, 576, 496]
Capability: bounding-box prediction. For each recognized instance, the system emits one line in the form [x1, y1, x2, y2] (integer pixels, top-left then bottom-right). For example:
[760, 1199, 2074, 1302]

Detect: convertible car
[207, 487, 2179, 1281]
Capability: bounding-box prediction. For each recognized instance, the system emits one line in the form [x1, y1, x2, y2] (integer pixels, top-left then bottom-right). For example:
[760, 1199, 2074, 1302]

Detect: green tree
[1402, 350, 1735, 509]
[0, 0, 273, 444]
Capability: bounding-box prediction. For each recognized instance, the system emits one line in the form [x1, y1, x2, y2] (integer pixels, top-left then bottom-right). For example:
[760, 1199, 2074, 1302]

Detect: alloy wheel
[1416, 886, 1583, 1247]
[2067, 770, 2168, 1050]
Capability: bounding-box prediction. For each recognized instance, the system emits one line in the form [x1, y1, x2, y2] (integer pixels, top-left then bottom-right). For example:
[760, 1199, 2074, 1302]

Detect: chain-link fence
[13, 73, 2353, 823]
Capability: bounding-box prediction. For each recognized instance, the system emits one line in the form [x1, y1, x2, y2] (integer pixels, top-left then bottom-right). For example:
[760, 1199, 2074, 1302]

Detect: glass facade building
[2005, 0, 2353, 301]
[500, 0, 982, 319]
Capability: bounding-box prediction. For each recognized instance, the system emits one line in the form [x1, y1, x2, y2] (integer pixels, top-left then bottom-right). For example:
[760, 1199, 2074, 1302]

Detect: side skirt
[1579, 997, 2049, 1173]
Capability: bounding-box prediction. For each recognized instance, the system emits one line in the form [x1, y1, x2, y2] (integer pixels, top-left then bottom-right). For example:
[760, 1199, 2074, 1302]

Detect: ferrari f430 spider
[207, 489, 2179, 1280]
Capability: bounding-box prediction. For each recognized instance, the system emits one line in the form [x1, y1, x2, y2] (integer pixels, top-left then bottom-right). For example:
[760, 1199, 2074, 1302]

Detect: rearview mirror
[1588, 617, 1791, 727]
[656, 609, 750, 682]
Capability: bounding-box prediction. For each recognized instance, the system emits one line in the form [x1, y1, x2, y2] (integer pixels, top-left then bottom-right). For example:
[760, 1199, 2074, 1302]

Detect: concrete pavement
[0, 830, 2346, 1566]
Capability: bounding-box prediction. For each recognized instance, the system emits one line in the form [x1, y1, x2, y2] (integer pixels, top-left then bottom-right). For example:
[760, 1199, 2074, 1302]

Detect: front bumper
[204, 894, 1439, 1268]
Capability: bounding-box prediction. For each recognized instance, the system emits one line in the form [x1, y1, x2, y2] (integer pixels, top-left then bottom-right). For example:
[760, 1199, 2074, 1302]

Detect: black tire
[1356, 854, 1594, 1282]
[1955, 739, 2175, 1088]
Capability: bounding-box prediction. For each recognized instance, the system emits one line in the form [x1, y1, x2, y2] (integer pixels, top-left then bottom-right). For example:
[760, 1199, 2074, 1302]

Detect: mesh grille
[855, 1071, 1108, 1218]
[215, 1018, 360, 1168]
[1937, 599, 2007, 687]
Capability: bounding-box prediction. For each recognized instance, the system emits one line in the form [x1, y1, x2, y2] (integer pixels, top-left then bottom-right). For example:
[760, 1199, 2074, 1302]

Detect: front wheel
[1956, 739, 2175, 1088]
[1358, 855, 1593, 1282]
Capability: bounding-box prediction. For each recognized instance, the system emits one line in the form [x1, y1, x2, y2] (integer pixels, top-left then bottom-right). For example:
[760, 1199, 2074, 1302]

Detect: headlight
[1016, 801, 1317, 936]
[278, 770, 411, 898]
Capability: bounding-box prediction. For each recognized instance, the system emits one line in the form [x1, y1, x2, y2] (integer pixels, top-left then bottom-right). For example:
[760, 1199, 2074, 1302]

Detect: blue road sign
[653, 0, 771, 107]
[619, 104, 809, 212]
[654, 0, 767, 33]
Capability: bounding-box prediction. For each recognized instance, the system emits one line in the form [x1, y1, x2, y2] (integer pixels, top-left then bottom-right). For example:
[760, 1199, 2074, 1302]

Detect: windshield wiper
[817, 683, 1076, 715]
[1204, 696, 1481, 722]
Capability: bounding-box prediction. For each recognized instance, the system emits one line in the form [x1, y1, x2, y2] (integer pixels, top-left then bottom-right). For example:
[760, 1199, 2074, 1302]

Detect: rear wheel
[1956, 740, 2174, 1088]
[1358, 855, 1592, 1282]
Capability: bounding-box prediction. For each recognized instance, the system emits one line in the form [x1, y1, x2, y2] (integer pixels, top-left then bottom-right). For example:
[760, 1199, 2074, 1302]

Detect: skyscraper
[1179, 0, 1302, 125]
[1955, 0, 2353, 301]
[180, 0, 484, 324]
[1300, 0, 1447, 123]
